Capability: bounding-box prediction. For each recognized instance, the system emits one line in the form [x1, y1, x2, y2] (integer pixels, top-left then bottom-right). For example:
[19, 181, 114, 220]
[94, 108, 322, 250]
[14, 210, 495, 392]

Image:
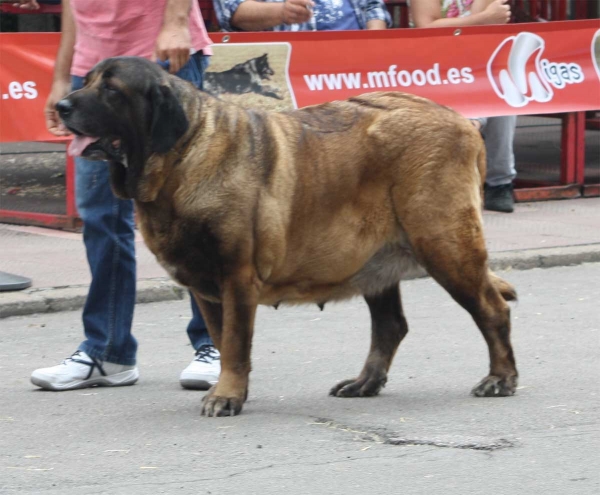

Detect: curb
[1, 245, 599, 319]
[487, 244, 600, 271]
[0, 279, 186, 319]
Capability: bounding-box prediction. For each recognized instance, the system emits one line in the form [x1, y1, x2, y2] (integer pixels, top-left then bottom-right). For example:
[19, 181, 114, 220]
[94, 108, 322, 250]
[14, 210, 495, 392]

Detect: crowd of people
[15, 0, 517, 392]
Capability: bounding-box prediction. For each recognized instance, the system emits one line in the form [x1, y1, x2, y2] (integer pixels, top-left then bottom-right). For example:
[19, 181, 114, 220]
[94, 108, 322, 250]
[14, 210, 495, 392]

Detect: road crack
[311, 418, 516, 451]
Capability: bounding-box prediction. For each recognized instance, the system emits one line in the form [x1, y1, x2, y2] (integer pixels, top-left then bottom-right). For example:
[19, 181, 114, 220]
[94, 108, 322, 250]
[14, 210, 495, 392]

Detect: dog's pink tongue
[68, 136, 100, 157]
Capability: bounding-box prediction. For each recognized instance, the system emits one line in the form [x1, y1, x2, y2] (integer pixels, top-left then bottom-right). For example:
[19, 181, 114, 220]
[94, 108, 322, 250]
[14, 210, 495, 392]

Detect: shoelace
[194, 345, 220, 364]
[64, 350, 107, 380]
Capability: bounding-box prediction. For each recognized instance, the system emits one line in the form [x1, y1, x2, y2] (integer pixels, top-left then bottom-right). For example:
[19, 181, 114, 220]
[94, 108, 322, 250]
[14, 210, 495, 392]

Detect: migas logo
[487, 32, 584, 108]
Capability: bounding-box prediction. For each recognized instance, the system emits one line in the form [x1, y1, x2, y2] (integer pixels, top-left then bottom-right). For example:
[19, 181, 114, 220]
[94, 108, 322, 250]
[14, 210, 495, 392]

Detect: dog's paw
[201, 389, 244, 417]
[471, 375, 518, 397]
[329, 374, 387, 398]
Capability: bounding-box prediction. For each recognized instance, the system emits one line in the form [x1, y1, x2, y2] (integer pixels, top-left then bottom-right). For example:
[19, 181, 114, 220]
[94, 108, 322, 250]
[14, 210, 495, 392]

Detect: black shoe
[484, 183, 514, 213]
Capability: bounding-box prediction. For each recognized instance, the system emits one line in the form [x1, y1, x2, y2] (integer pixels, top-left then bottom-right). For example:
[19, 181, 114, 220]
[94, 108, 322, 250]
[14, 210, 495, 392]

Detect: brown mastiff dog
[58, 57, 518, 417]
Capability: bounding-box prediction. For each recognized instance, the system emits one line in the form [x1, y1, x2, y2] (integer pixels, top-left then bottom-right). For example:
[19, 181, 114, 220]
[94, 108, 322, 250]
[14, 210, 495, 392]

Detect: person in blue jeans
[28, 0, 220, 391]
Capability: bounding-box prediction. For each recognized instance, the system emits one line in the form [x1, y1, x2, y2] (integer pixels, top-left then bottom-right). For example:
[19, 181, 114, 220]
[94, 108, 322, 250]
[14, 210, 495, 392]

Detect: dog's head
[57, 57, 189, 200]
[255, 54, 275, 81]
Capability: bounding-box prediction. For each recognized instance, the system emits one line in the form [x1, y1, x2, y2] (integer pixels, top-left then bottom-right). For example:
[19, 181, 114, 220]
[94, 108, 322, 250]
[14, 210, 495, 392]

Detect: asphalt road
[1, 264, 599, 495]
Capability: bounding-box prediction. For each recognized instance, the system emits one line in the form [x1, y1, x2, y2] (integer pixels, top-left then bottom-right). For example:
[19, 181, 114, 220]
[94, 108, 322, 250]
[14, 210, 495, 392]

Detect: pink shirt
[71, 0, 213, 77]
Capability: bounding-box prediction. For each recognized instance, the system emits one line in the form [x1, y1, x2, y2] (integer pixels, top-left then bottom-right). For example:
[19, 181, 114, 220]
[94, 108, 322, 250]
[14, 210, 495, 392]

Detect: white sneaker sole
[31, 368, 139, 391]
[179, 373, 218, 391]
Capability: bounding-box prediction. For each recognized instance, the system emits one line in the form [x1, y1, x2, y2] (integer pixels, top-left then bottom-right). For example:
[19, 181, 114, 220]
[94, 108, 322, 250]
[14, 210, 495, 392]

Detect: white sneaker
[31, 350, 139, 391]
[179, 345, 221, 390]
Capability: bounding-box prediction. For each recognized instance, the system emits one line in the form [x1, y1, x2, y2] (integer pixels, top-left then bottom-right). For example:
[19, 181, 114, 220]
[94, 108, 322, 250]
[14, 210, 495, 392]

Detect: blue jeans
[74, 53, 212, 365]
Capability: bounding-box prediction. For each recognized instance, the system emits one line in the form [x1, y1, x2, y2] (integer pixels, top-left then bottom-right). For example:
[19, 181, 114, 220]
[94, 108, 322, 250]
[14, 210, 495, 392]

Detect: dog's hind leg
[330, 284, 408, 398]
[399, 199, 518, 397]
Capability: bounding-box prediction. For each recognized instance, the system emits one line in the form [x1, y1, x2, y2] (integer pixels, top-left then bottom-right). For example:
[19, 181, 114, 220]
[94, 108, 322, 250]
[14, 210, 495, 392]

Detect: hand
[281, 0, 314, 25]
[45, 79, 72, 137]
[482, 0, 511, 24]
[470, 119, 482, 131]
[12, 0, 39, 10]
[153, 24, 192, 74]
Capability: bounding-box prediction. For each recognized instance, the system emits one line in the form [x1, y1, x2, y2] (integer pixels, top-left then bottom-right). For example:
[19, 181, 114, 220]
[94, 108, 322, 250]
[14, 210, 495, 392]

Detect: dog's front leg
[201, 269, 258, 417]
[252, 83, 284, 100]
[193, 294, 223, 349]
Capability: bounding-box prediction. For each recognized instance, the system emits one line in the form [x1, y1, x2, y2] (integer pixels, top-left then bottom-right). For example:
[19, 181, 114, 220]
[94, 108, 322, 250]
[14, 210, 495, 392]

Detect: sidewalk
[1, 197, 599, 318]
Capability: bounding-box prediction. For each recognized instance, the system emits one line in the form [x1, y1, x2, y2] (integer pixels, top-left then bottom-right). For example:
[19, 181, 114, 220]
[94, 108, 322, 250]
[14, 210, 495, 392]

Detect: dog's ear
[109, 162, 132, 199]
[149, 84, 189, 154]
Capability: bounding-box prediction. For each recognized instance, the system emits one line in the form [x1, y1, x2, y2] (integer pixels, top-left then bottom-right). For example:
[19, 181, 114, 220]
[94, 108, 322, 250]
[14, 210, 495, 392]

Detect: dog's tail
[489, 270, 518, 302]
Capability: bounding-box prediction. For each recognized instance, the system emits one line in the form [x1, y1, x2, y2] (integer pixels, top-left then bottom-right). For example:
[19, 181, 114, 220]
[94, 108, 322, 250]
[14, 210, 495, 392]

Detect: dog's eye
[101, 81, 119, 94]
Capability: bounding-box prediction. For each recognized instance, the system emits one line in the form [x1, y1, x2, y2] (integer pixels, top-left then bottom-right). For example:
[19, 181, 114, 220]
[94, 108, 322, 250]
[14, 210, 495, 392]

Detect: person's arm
[365, 0, 391, 30]
[12, 0, 39, 9]
[366, 19, 387, 29]
[229, 0, 313, 32]
[470, 0, 494, 15]
[411, 0, 510, 28]
[45, 0, 75, 136]
[154, 0, 194, 74]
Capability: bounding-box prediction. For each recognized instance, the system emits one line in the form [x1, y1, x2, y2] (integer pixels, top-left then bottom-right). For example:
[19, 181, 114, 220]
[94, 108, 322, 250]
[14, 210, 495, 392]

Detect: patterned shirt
[213, 0, 392, 32]
[315, 0, 361, 31]
[440, 0, 473, 18]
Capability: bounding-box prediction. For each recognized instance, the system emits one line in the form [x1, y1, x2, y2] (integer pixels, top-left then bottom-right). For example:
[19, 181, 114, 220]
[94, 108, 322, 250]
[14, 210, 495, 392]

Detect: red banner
[1, 21, 599, 143]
